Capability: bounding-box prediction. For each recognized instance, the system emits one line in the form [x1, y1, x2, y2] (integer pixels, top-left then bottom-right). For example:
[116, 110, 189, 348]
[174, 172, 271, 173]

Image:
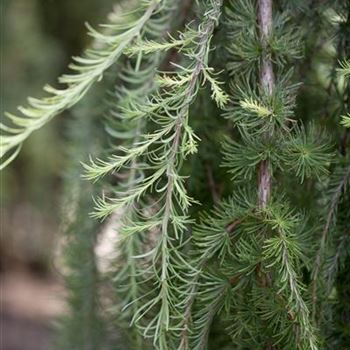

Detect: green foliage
[0, 0, 162, 169]
[339, 60, 350, 128]
[57, 91, 107, 350]
[341, 115, 350, 128]
[2, 0, 350, 350]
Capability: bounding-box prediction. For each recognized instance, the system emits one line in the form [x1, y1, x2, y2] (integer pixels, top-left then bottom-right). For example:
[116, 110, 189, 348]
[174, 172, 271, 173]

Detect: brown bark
[258, 0, 274, 209]
[258, 2, 275, 349]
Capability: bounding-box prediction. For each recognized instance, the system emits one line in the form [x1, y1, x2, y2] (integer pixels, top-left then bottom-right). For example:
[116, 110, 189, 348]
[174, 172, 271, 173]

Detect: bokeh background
[1, 1, 114, 349]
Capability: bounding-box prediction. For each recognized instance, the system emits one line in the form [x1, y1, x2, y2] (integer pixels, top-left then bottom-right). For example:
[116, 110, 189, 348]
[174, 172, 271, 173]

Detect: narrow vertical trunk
[258, 2, 274, 349]
[259, 0, 274, 94]
[258, 0, 274, 208]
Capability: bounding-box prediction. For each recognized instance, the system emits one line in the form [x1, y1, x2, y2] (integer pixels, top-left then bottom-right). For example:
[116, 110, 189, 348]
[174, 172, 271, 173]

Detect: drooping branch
[158, 0, 224, 341]
[0, 0, 161, 170]
[311, 164, 350, 320]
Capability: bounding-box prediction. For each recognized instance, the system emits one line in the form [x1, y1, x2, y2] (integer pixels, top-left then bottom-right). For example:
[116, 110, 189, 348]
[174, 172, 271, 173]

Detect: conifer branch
[0, 0, 161, 169]
[191, 273, 230, 350]
[5, 0, 347, 348]
[83, 1, 224, 348]
[223, 1, 321, 348]
[147, 1, 224, 345]
[311, 164, 350, 321]
[262, 211, 318, 350]
[85, 3, 187, 348]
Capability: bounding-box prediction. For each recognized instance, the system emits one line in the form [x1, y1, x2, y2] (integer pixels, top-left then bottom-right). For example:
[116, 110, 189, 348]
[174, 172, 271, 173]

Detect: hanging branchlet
[102, 2, 183, 348]
[0, 0, 163, 170]
[82, 1, 225, 348]
[106, 59, 164, 350]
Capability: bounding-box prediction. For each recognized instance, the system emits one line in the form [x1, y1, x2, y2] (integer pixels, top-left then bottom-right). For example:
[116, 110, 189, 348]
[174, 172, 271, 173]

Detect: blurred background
[1, 1, 114, 349]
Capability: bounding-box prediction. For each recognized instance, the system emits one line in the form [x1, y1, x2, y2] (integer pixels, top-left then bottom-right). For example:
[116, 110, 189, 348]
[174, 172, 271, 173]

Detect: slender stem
[257, 2, 275, 349]
[160, 0, 222, 290]
[258, 160, 271, 208]
[259, 0, 275, 94]
[158, 1, 224, 346]
[206, 163, 220, 203]
[258, 0, 274, 209]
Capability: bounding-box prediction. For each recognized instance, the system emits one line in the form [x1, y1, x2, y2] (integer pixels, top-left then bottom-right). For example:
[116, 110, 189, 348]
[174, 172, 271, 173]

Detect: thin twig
[205, 163, 220, 203]
[258, 0, 274, 209]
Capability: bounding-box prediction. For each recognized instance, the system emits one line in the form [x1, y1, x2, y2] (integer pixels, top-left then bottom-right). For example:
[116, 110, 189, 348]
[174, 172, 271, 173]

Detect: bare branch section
[259, 0, 274, 94]
[257, 3, 275, 349]
[258, 0, 274, 208]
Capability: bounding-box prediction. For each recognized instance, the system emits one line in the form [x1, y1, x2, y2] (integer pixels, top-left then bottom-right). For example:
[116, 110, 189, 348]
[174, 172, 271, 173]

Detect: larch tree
[1, 0, 349, 349]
